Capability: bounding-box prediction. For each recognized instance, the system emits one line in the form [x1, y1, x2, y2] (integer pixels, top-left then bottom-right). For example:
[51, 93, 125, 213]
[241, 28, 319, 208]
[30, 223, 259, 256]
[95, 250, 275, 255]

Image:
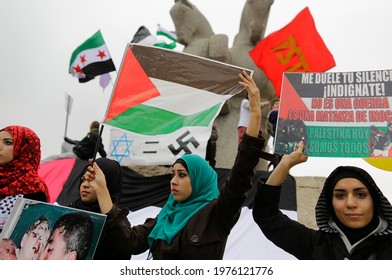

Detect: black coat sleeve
[214, 132, 264, 232]
[252, 182, 318, 259]
[103, 205, 157, 258]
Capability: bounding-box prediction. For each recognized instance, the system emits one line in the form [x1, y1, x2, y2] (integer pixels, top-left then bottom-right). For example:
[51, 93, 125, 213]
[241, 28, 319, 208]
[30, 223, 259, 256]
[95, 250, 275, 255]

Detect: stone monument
[170, 0, 275, 169]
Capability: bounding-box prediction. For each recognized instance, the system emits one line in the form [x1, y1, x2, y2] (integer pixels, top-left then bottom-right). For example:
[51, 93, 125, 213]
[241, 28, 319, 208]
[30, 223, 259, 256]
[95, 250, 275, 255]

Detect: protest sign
[275, 69, 392, 158]
[0, 198, 105, 260]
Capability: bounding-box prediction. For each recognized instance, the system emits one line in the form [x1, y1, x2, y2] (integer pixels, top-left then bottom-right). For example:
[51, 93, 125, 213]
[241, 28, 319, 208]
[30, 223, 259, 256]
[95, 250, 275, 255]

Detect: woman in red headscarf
[0, 126, 49, 232]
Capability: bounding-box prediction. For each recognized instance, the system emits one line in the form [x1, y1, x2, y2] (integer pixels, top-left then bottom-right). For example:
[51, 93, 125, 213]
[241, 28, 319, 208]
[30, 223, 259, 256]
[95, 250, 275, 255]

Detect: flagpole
[64, 111, 69, 137]
[99, 29, 118, 124]
[64, 93, 71, 137]
[101, 70, 117, 126]
[91, 124, 104, 165]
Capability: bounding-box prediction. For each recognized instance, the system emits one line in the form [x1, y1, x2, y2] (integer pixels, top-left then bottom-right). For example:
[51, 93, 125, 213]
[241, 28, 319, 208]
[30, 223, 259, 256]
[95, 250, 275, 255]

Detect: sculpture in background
[170, 0, 231, 114]
[169, 0, 276, 169]
[230, 0, 276, 130]
[170, 0, 230, 63]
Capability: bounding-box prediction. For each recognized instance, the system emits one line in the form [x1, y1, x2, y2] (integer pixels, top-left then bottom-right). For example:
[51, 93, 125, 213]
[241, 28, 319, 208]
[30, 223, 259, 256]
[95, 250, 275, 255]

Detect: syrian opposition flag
[104, 44, 250, 165]
[69, 30, 116, 83]
[249, 7, 335, 98]
[131, 25, 177, 49]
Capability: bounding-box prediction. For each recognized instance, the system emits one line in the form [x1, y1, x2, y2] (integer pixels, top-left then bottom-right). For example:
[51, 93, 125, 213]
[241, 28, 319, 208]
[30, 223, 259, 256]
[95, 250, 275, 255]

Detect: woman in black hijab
[252, 141, 392, 259]
[70, 157, 125, 259]
[71, 157, 122, 213]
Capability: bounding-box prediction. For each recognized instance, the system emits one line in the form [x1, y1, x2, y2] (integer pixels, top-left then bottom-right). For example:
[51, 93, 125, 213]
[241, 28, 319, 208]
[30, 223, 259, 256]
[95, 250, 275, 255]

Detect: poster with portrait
[0, 197, 106, 260]
[274, 69, 392, 157]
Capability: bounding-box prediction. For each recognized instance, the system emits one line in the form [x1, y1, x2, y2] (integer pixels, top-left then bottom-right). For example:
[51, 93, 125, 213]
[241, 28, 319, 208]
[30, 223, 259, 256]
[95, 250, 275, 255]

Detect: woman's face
[0, 131, 14, 165]
[332, 178, 374, 229]
[79, 175, 98, 204]
[170, 163, 192, 202]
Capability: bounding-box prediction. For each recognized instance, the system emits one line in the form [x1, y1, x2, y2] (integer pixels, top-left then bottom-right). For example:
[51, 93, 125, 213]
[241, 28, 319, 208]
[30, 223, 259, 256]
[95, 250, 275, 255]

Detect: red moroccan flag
[249, 7, 335, 98]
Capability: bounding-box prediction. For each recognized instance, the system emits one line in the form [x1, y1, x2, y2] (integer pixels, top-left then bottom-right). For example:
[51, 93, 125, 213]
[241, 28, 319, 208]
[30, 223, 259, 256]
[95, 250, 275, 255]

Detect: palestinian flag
[104, 44, 250, 165]
[69, 30, 116, 83]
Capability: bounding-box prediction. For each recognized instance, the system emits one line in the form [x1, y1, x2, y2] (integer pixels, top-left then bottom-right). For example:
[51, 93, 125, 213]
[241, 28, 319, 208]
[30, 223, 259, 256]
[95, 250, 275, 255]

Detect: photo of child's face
[18, 219, 50, 260]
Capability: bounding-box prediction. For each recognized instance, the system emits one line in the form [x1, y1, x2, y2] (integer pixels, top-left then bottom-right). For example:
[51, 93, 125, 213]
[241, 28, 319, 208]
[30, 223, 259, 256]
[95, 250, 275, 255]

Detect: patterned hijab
[148, 154, 219, 246]
[0, 126, 49, 201]
[72, 157, 123, 213]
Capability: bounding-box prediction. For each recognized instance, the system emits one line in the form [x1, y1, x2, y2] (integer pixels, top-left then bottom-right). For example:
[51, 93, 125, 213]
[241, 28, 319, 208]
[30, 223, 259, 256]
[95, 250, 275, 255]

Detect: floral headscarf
[0, 126, 49, 201]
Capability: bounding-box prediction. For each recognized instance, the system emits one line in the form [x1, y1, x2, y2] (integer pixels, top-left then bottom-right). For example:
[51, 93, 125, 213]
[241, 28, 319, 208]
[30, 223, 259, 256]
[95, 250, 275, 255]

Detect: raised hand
[84, 160, 113, 214]
[239, 70, 261, 138]
[266, 141, 308, 186]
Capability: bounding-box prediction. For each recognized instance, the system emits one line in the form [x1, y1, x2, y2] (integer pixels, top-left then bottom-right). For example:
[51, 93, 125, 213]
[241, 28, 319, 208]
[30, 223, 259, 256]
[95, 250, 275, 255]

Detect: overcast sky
[1, 0, 391, 199]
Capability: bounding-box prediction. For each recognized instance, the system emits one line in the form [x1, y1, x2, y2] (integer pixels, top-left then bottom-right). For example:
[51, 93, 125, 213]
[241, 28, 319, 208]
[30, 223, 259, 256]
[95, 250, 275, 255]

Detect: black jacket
[69, 130, 106, 160]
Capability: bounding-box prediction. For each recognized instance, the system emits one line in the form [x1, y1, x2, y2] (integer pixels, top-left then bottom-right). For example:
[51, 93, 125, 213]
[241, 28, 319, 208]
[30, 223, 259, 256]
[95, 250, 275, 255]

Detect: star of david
[110, 133, 132, 163]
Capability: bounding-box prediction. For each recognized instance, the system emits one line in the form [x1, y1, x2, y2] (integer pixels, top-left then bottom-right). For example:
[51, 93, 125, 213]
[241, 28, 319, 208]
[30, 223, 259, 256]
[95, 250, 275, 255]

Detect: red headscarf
[0, 126, 49, 201]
